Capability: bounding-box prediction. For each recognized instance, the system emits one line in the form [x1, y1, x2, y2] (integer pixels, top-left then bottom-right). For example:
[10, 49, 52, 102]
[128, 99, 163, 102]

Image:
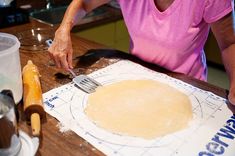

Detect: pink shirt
[117, 0, 232, 80]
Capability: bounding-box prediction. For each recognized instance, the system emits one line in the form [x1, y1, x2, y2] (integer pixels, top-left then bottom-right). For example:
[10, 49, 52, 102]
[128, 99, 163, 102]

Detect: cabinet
[74, 19, 130, 52]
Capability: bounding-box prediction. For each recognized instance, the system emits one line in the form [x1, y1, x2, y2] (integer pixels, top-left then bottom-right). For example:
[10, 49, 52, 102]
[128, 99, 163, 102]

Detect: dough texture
[85, 79, 192, 139]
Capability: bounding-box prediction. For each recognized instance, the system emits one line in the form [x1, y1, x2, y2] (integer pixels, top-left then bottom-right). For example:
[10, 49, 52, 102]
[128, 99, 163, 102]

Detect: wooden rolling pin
[22, 60, 45, 136]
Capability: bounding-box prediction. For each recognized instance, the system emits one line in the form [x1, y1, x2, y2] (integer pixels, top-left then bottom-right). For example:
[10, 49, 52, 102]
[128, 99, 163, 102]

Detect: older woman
[48, 0, 235, 105]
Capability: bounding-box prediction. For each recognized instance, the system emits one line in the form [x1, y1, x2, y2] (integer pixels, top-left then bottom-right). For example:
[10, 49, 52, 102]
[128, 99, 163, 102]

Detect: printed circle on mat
[70, 73, 203, 147]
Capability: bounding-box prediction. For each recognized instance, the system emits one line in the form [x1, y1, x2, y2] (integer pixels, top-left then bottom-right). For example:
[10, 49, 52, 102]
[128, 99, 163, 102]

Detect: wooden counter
[0, 20, 233, 156]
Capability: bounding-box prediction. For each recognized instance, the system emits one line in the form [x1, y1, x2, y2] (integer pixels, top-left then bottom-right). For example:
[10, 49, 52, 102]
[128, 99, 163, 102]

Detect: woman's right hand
[47, 0, 110, 70]
[48, 26, 73, 70]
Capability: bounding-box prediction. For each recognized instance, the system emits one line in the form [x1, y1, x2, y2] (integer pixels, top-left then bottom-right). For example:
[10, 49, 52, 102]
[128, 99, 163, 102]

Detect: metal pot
[0, 90, 21, 156]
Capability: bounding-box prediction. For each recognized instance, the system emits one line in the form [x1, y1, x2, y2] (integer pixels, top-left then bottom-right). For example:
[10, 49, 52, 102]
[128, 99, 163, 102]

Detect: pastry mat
[43, 60, 235, 156]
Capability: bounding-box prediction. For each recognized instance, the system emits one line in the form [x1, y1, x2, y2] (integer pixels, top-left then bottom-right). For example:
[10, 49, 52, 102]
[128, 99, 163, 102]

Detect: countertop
[0, 14, 234, 156]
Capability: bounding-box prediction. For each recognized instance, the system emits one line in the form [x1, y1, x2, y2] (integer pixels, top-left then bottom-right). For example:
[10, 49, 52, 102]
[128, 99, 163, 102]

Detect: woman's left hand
[228, 87, 235, 105]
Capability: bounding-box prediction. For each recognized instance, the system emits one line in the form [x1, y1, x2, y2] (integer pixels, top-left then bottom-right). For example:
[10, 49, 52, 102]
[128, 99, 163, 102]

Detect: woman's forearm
[222, 44, 235, 88]
[222, 44, 235, 104]
[60, 0, 86, 32]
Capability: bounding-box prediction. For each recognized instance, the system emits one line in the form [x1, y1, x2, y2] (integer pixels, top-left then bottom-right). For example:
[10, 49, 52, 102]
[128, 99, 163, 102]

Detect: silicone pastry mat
[43, 60, 235, 156]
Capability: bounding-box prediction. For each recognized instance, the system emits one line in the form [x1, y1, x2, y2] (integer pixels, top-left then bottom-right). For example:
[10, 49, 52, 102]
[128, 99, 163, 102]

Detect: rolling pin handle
[31, 113, 41, 136]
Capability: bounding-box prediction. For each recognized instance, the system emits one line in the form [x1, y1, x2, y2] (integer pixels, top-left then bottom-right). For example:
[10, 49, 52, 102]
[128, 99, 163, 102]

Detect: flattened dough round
[85, 79, 192, 139]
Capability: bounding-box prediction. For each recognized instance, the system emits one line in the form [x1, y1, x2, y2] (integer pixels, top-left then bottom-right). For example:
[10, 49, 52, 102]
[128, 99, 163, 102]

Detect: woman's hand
[47, 0, 110, 70]
[228, 87, 235, 105]
[48, 27, 73, 70]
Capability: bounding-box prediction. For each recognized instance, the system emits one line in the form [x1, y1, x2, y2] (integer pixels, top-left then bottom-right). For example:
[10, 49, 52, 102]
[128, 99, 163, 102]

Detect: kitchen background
[1, 0, 230, 90]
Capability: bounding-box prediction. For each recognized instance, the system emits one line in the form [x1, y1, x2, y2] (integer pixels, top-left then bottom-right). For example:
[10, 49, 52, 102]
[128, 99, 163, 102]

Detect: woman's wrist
[57, 22, 72, 35]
